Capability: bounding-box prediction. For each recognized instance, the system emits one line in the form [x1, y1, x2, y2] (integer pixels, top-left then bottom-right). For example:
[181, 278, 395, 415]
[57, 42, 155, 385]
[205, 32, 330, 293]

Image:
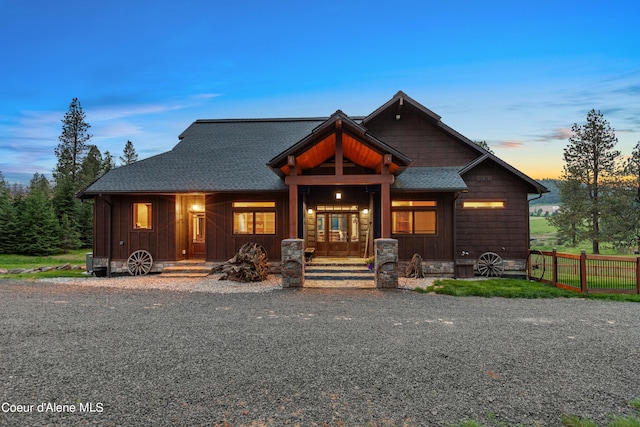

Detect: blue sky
[1, 0, 639, 185]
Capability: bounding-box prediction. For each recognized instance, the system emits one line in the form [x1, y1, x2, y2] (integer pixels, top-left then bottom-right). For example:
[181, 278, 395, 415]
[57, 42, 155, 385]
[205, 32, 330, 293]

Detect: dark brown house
[79, 91, 547, 275]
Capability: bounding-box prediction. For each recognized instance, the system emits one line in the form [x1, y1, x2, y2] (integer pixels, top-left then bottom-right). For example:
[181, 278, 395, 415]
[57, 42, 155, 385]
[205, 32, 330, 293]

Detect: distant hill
[530, 179, 560, 205]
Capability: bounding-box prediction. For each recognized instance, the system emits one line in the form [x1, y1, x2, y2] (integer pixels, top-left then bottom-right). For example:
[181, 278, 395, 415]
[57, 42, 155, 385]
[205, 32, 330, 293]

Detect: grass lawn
[529, 216, 636, 256]
[0, 249, 88, 279]
[453, 397, 640, 426]
[417, 278, 640, 302]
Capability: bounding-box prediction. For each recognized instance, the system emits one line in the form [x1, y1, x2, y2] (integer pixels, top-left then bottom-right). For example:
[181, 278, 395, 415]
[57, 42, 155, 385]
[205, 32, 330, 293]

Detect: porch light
[363, 208, 369, 215]
[192, 204, 200, 211]
[335, 192, 342, 200]
[307, 208, 313, 215]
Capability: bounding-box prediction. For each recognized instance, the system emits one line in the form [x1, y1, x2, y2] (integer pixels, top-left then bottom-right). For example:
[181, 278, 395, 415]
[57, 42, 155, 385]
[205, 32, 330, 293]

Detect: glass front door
[315, 209, 360, 257]
[189, 212, 206, 259]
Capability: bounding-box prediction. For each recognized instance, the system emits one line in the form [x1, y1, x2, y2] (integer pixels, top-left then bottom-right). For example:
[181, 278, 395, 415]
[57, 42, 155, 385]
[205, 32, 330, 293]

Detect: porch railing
[528, 249, 640, 294]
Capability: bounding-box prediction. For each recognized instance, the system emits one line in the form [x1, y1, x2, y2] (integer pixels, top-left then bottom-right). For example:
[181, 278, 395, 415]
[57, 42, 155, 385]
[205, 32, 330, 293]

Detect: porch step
[160, 263, 214, 278]
[304, 261, 374, 288]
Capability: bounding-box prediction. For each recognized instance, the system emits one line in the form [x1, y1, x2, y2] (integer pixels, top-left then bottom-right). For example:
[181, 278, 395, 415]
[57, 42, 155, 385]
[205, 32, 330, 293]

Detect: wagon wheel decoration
[528, 250, 546, 281]
[477, 252, 504, 277]
[127, 250, 153, 276]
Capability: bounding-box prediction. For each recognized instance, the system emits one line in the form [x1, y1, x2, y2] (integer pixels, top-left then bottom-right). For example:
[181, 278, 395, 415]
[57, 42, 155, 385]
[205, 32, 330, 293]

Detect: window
[133, 203, 153, 229]
[463, 201, 506, 209]
[392, 201, 437, 235]
[233, 202, 276, 235]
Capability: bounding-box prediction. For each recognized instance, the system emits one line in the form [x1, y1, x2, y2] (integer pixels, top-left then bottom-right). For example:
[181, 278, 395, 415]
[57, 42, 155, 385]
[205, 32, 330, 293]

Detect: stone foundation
[374, 239, 398, 288]
[281, 238, 304, 288]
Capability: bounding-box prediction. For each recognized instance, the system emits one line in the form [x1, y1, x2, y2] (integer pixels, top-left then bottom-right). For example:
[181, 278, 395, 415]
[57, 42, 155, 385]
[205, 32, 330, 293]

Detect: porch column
[289, 184, 298, 238]
[380, 154, 392, 238]
[288, 155, 298, 238]
[381, 182, 390, 238]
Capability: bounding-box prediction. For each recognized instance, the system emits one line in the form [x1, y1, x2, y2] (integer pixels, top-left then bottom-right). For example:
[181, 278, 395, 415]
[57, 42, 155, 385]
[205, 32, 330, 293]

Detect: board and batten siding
[93, 195, 177, 262]
[456, 162, 530, 262]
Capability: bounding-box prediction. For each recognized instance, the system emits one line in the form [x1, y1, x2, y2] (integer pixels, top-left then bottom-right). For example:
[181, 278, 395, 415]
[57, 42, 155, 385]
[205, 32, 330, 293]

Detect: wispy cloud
[190, 93, 221, 100]
[537, 128, 572, 142]
[494, 140, 525, 149]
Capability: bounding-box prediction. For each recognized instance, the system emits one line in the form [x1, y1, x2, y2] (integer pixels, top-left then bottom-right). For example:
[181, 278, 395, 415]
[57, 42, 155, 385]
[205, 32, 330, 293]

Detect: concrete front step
[305, 265, 374, 282]
[160, 263, 214, 278]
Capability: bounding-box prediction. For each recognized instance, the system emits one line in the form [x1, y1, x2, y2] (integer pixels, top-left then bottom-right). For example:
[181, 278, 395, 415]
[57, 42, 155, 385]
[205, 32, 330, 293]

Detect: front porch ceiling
[279, 131, 402, 175]
[280, 133, 336, 175]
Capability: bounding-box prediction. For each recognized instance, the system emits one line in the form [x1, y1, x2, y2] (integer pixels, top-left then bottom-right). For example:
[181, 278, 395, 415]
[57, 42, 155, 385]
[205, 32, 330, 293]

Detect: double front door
[315, 212, 360, 257]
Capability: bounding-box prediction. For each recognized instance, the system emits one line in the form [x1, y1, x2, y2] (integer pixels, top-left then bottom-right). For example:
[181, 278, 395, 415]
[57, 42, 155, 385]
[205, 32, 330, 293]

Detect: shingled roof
[79, 118, 326, 194]
[79, 93, 547, 197]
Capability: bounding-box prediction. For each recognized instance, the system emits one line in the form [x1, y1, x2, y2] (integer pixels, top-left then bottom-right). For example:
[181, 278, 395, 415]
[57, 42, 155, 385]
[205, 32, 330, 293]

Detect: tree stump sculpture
[216, 242, 269, 282]
[405, 253, 425, 278]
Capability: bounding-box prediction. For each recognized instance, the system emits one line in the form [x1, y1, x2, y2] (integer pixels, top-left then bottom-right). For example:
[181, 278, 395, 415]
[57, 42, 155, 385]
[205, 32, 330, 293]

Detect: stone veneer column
[281, 238, 304, 288]
[374, 238, 398, 288]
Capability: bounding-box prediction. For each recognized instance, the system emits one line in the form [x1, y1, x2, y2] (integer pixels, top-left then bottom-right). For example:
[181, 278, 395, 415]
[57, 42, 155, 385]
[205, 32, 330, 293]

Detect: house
[78, 91, 547, 276]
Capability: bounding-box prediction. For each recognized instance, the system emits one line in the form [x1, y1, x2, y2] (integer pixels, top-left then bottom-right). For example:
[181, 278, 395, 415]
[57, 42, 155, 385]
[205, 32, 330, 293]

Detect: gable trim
[267, 111, 411, 177]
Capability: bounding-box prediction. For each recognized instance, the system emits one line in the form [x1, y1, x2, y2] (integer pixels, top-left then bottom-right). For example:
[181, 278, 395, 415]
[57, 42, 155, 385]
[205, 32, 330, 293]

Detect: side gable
[460, 154, 548, 195]
[363, 91, 547, 194]
[363, 91, 485, 167]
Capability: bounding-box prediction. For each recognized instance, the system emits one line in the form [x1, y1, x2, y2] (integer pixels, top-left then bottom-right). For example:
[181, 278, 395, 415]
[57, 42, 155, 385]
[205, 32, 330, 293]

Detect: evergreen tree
[52, 176, 82, 251]
[54, 97, 91, 189]
[547, 179, 589, 246]
[101, 150, 116, 174]
[474, 140, 494, 154]
[78, 145, 103, 188]
[625, 141, 640, 201]
[119, 140, 138, 165]
[58, 213, 82, 253]
[17, 174, 60, 255]
[52, 176, 77, 222]
[601, 141, 640, 253]
[77, 200, 94, 248]
[561, 109, 620, 254]
[0, 171, 17, 253]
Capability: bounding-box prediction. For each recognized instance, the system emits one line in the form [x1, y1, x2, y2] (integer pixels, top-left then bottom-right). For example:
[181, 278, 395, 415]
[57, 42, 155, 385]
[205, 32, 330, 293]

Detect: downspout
[527, 190, 543, 249]
[453, 191, 461, 274]
[100, 194, 113, 277]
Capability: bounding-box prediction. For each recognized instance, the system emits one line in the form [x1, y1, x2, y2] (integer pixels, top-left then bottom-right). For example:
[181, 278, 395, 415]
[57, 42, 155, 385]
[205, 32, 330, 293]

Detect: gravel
[1, 279, 639, 426]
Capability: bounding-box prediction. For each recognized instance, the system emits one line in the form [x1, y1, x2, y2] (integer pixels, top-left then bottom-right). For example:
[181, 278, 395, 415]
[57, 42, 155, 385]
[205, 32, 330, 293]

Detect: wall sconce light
[335, 192, 342, 200]
[363, 208, 369, 215]
[395, 114, 401, 121]
[192, 204, 200, 211]
[307, 208, 313, 215]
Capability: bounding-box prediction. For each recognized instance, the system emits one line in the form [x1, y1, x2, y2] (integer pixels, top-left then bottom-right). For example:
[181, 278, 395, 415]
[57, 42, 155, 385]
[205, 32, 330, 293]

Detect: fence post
[552, 248, 558, 286]
[580, 250, 588, 294]
[636, 256, 640, 295]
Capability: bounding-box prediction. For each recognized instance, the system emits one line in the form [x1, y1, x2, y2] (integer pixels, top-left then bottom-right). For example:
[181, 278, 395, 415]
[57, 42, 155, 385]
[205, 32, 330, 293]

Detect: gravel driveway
[1, 279, 639, 426]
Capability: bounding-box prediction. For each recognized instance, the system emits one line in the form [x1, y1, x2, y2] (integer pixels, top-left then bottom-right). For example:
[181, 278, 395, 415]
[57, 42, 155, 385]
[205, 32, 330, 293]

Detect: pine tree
[17, 174, 60, 255]
[54, 97, 91, 189]
[52, 176, 82, 251]
[119, 140, 138, 165]
[0, 171, 17, 253]
[547, 179, 589, 246]
[601, 141, 640, 252]
[78, 145, 103, 189]
[101, 150, 116, 174]
[59, 213, 82, 253]
[561, 109, 620, 254]
[77, 200, 94, 248]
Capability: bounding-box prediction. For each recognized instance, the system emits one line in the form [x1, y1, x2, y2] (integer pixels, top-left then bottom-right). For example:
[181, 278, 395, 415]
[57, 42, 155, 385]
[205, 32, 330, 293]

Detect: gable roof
[459, 154, 548, 194]
[267, 111, 411, 176]
[78, 91, 548, 197]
